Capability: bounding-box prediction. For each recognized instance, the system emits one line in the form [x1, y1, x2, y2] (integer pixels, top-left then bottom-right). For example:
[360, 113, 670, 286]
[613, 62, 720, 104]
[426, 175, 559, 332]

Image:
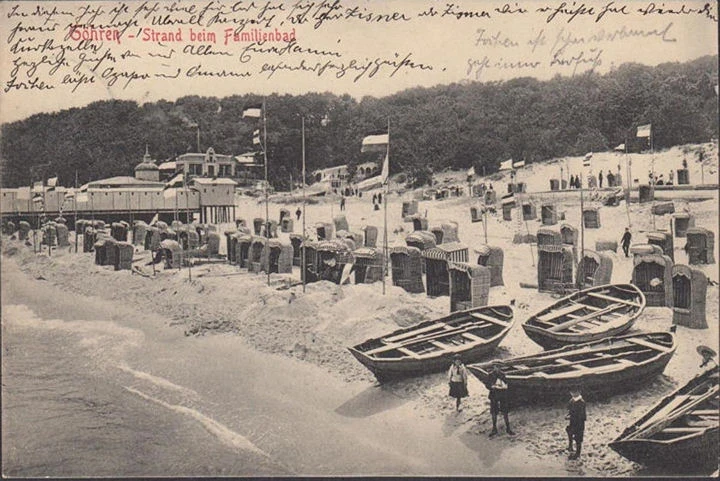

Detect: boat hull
[349, 305, 514, 382]
[523, 321, 637, 350]
[522, 284, 646, 350]
[467, 332, 676, 404]
[350, 333, 508, 382]
[609, 427, 719, 470]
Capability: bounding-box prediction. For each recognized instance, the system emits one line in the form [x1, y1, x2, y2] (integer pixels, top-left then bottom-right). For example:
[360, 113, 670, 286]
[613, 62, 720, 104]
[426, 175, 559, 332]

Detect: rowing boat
[348, 305, 513, 382]
[467, 331, 676, 402]
[523, 284, 646, 349]
[609, 366, 719, 470]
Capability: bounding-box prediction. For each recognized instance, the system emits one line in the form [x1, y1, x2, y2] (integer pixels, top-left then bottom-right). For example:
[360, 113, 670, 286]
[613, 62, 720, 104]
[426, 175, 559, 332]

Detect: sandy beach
[2, 143, 718, 476]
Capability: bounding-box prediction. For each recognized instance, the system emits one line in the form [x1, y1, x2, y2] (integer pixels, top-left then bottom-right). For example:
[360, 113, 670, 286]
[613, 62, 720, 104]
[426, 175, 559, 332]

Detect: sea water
[1, 304, 281, 477]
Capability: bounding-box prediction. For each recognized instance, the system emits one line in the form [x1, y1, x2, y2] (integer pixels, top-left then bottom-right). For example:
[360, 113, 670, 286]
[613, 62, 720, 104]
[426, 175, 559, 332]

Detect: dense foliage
[1, 56, 717, 189]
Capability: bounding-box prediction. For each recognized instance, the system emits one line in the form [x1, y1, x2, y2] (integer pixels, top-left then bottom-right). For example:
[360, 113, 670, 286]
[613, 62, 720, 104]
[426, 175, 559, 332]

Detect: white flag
[243, 104, 262, 118]
[636, 124, 651, 138]
[467, 166, 475, 177]
[47, 177, 58, 187]
[614, 143, 626, 152]
[512, 160, 525, 169]
[361, 133, 389, 153]
[253, 129, 261, 145]
[499, 159, 513, 171]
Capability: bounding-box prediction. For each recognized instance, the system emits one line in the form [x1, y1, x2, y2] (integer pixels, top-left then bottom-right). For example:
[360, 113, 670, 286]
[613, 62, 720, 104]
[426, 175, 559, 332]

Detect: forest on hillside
[1, 55, 717, 190]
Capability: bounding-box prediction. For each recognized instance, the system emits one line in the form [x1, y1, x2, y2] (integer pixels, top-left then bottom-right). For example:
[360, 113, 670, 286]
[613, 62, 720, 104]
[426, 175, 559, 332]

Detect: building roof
[312, 164, 348, 175]
[135, 147, 159, 171]
[191, 177, 238, 186]
[158, 161, 177, 170]
[177, 148, 234, 163]
[87, 176, 164, 188]
[135, 162, 159, 171]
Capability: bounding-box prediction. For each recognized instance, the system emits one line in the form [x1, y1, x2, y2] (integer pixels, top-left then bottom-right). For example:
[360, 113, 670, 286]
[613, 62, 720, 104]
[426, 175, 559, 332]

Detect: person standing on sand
[621, 227, 632, 257]
[295, 207, 301, 221]
[447, 354, 469, 412]
[485, 363, 514, 436]
[566, 387, 586, 460]
[598, 171, 603, 188]
[340, 196, 345, 211]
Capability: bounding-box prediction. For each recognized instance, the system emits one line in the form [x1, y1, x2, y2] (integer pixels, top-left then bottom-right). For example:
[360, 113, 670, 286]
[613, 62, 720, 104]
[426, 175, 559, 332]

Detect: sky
[0, 0, 717, 124]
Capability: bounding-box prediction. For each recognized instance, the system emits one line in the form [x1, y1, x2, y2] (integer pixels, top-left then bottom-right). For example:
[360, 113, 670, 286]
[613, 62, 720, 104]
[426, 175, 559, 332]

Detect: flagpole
[579, 184, 585, 284]
[624, 142, 631, 227]
[196, 123, 201, 153]
[263, 99, 270, 286]
[383, 118, 389, 296]
[74, 169, 79, 253]
[302, 116, 307, 294]
[650, 125, 658, 230]
[185, 174, 192, 281]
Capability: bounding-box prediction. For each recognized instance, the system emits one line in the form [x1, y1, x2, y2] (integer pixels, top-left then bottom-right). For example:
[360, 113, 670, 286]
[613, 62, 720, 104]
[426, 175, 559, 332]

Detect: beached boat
[609, 366, 719, 470]
[349, 305, 513, 382]
[467, 331, 677, 402]
[523, 284, 646, 350]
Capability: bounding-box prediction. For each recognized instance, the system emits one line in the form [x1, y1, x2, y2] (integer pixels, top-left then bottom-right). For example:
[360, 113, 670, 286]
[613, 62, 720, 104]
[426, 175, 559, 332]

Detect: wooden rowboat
[609, 366, 719, 470]
[467, 331, 676, 403]
[523, 284, 646, 350]
[349, 305, 513, 382]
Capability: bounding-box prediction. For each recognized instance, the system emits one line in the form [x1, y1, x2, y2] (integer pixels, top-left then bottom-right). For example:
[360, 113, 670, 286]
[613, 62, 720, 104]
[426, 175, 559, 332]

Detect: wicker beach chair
[672, 265, 707, 329]
[18, 221, 31, 241]
[537, 245, 575, 294]
[116, 242, 134, 270]
[449, 262, 491, 312]
[582, 207, 601, 229]
[333, 214, 349, 233]
[301, 240, 319, 283]
[576, 250, 613, 289]
[353, 247, 384, 284]
[422, 243, 469, 297]
[632, 250, 673, 307]
[160, 239, 184, 269]
[363, 225, 378, 248]
[235, 234, 252, 268]
[410, 215, 429, 232]
[390, 246, 425, 293]
[647, 231, 674, 262]
[248, 237, 267, 272]
[522, 202, 537, 221]
[133, 221, 148, 247]
[281, 217, 294, 233]
[402, 200, 419, 220]
[651, 202, 675, 216]
[55, 223, 70, 247]
[541, 204, 558, 226]
[475, 244, 504, 287]
[671, 213, 695, 238]
[685, 228, 714, 265]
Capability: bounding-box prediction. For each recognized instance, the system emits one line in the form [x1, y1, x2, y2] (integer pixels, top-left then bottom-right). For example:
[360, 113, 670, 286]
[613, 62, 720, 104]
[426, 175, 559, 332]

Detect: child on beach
[447, 355, 468, 412]
[566, 387, 586, 460]
[486, 363, 514, 437]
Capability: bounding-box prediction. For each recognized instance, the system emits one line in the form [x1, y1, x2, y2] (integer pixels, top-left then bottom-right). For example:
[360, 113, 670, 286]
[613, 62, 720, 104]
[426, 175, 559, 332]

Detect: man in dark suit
[566, 386, 587, 460]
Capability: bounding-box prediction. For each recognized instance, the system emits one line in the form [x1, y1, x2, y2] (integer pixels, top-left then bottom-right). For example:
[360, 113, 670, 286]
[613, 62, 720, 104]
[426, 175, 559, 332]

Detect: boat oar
[366, 322, 492, 356]
[625, 384, 718, 440]
[503, 349, 653, 376]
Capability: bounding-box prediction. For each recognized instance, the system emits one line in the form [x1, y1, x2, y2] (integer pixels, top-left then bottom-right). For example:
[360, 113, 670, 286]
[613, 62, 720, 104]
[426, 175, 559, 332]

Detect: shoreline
[2, 247, 568, 477]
